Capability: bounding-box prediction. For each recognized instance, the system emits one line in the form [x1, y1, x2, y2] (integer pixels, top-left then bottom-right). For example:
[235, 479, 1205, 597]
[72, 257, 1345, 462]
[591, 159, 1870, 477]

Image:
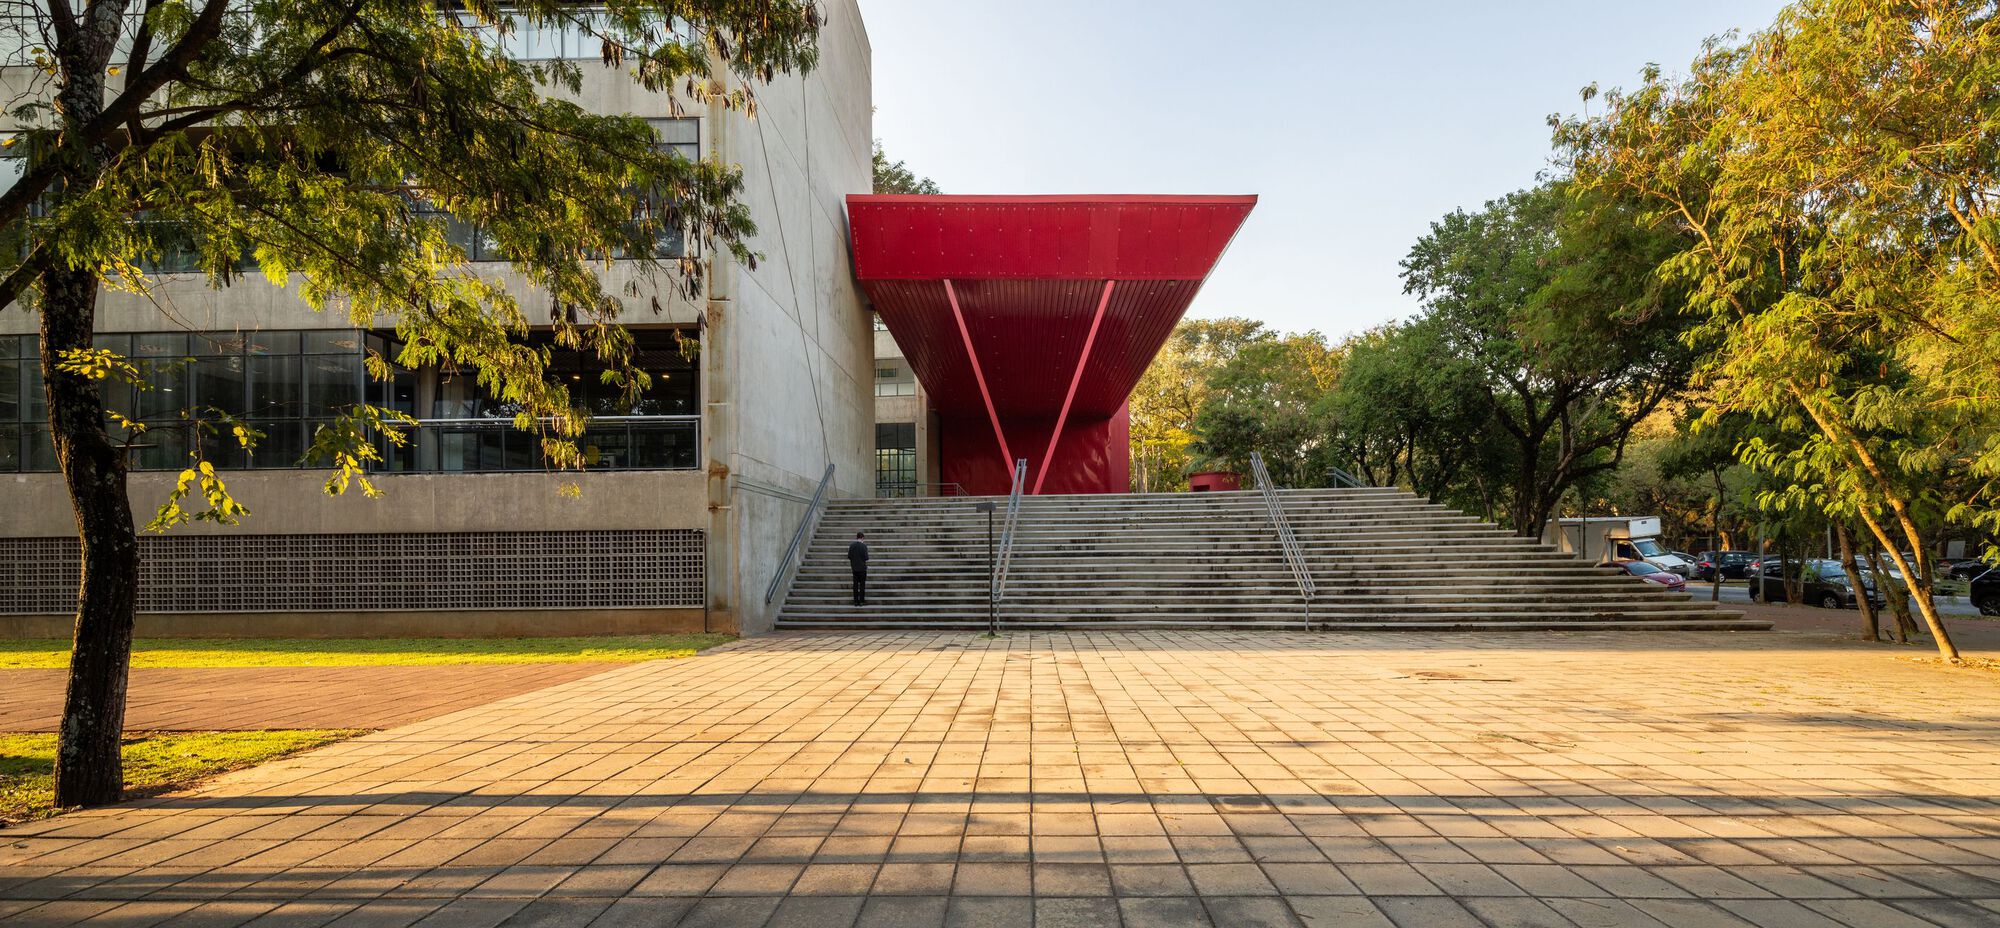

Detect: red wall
[940, 410, 1133, 496]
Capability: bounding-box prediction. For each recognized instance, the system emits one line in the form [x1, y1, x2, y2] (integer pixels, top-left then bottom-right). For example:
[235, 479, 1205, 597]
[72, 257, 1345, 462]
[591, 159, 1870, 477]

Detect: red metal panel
[849, 195, 1255, 282]
[847, 194, 1254, 494]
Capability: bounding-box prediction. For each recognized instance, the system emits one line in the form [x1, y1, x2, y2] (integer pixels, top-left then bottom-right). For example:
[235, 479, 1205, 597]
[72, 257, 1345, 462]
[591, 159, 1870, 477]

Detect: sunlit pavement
[4, 630, 2000, 927]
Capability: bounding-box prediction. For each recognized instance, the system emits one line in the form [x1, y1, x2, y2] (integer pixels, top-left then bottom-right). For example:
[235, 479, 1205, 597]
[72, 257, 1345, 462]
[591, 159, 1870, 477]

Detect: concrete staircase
[773, 487, 1767, 631]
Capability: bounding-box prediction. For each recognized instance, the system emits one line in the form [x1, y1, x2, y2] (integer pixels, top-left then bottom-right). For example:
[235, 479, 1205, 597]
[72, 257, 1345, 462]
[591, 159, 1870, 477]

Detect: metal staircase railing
[991, 458, 1029, 604]
[1251, 452, 1316, 628]
[764, 463, 836, 606]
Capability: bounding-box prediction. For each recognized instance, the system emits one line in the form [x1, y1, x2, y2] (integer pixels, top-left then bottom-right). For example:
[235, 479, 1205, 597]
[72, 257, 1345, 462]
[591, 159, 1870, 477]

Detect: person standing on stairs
[848, 531, 870, 607]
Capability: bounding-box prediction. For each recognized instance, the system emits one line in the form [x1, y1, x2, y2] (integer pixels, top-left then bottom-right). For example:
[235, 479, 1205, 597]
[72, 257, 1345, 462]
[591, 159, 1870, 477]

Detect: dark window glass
[134, 360, 186, 420]
[304, 330, 362, 355]
[23, 360, 45, 422]
[0, 423, 17, 470]
[193, 355, 248, 417]
[248, 419, 305, 469]
[304, 355, 360, 411]
[249, 354, 302, 417]
[246, 330, 299, 355]
[24, 423, 55, 471]
[875, 422, 917, 497]
[133, 333, 187, 359]
[582, 429, 630, 469]
[0, 358, 18, 422]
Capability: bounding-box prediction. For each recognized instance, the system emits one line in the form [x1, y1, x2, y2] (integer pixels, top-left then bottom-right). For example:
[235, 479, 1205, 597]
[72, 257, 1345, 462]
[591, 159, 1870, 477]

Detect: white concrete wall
[3, 7, 878, 637]
[709, 0, 873, 633]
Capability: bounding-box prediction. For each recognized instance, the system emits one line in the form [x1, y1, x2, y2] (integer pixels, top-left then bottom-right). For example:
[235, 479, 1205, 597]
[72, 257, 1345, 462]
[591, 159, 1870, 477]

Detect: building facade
[0, 4, 875, 637]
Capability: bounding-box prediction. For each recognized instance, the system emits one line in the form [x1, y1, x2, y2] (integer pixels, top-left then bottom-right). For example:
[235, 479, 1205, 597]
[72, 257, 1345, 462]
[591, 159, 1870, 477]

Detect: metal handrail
[991, 458, 1029, 602]
[875, 481, 971, 498]
[410, 415, 702, 424]
[1251, 452, 1317, 628]
[1326, 465, 1368, 489]
[763, 463, 836, 606]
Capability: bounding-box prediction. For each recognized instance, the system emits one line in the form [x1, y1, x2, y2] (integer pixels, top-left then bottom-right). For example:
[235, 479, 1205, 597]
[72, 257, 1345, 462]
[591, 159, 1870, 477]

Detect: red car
[1614, 560, 1687, 591]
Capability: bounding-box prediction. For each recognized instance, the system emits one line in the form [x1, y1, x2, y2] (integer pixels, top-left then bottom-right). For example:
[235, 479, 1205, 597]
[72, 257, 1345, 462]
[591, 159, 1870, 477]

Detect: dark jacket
[847, 540, 869, 570]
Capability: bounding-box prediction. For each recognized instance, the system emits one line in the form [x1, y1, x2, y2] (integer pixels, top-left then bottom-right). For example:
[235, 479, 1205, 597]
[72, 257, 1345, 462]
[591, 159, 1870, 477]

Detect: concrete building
[0, 4, 875, 637]
[871, 312, 942, 498]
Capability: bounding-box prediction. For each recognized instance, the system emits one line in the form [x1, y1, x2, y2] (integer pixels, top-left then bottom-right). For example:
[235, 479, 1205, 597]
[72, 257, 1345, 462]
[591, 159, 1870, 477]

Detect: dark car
[1973, 568, 2000, 617]
[1945, 558, 1993, 582]
[1749, 559, 1886, 610]
[1615, 560, 1686, 592]
[1694, 550, 1756, 582]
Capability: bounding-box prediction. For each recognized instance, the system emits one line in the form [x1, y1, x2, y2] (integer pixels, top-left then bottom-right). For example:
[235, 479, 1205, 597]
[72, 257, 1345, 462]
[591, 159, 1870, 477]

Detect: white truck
[1542, 516, 1695, 577]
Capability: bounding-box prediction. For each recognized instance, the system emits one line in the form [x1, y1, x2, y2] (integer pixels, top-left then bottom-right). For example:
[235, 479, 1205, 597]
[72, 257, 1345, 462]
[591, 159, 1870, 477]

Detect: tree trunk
[1834, 522, 1877, 641]
[1710, 469, 1725, 603]
[43, 264, 141, 809]
[45, 7, 141, 809]
[1870, 541, 1917, 643]
[1858, 505, 1958, 661]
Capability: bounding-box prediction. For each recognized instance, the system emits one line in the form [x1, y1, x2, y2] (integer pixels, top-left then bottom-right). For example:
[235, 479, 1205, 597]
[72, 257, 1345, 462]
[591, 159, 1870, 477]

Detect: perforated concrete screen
[0, 530, 703, 614]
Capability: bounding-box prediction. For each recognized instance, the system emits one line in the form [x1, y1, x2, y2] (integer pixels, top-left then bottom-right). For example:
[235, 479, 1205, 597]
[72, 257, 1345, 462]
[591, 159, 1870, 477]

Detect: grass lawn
[0, 730, 358, 825]
[0, 634, 734, 670]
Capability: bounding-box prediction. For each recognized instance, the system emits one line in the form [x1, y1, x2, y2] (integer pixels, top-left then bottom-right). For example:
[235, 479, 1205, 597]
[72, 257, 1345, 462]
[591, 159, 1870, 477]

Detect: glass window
[249, 354, 302, 417]
[875, 365, 915, 397]
[304, 354, 360, 411]
[304, 330, 362, 355]
[193, 355, 248, 417]
[0, 357, 18, 423]
[650, 118, 701, 162]
[875, 422, 917, 497]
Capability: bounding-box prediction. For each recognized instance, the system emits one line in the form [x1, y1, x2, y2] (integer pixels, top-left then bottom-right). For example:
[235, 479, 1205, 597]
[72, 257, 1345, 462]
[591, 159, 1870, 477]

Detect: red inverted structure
[849, 194, 1256, 495]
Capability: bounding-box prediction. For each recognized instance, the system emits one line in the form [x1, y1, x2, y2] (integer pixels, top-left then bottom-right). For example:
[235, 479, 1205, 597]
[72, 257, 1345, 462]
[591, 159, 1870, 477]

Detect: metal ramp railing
[1251, 452, 1317, 629]
[991, 458, 1029, 606]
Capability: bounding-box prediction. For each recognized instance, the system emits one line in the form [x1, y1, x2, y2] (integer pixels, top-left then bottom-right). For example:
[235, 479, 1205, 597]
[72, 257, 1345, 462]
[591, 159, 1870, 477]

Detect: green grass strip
[0, 730, 360, 825]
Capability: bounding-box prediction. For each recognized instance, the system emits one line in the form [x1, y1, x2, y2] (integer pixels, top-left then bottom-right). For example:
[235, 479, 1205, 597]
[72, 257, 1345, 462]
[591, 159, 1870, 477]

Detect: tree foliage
[871, 140, 939, 194]
[1127, 317, 1264, 491]
[1398, 182, 1701, 535]
[1553, 0, 1998, 660]
[3, 0, 824, 806]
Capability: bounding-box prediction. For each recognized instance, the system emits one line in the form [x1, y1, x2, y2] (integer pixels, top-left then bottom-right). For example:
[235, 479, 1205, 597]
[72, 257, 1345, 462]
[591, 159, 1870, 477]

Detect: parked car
[1749, 559, 1886, 609]
[1945, 558, 1993, 582]
[1615, 560, 1686, 592]
[1973, 568, 1999, 617]
[1694, 551, 1756, 581]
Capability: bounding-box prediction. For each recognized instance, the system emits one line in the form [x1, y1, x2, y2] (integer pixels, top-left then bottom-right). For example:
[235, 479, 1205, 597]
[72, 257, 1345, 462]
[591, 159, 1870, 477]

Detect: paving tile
[1033, 898, 1122, 928]
[942, 896, 1031, 928]
[5, 630, 2000, 928]
[1118, 897, 1211, 928]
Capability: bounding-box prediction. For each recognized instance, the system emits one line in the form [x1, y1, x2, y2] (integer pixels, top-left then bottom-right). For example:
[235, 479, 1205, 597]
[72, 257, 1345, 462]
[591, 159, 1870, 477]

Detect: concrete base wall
[0, 608, 709, 639]
[0, 470, 709, 538]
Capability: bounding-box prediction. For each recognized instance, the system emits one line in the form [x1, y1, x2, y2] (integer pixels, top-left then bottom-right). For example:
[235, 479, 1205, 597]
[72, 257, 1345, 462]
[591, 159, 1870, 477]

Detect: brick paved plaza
[4, 630, 2000, 927]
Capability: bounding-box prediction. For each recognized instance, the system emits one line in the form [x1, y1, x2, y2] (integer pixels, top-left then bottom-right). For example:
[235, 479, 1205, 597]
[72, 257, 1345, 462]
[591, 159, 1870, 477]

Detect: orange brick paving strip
[0, 665, 622, 732]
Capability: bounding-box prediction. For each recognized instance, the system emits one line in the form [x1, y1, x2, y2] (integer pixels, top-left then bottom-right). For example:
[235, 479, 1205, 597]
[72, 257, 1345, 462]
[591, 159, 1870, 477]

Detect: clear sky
[854, 0, 1788, 340]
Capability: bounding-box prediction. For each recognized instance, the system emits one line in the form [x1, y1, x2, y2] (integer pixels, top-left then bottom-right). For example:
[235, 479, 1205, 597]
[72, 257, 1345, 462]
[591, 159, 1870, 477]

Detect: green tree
[1318, 318, 1491, 504]
[1128, 317, 1265, 491]
[1555, 0, 1998, 660]
[1400, 183, 1700, 536]
[871, 141, 939, 194]
[1192, 330, 1340, 487]
[1, 1, 822, 807]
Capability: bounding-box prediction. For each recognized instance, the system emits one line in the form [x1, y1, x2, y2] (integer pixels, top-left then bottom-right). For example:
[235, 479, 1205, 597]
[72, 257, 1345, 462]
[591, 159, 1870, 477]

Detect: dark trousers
[851, 568, 867, 606]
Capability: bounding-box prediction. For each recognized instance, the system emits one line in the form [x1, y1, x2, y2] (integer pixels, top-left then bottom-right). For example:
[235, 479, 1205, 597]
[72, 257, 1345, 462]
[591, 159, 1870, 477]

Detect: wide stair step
[775, 487, 1766, 632]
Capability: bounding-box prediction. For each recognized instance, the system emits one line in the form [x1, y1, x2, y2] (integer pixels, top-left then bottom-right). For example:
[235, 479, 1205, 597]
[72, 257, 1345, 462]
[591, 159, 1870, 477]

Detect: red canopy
[849, 194, 1256, 494]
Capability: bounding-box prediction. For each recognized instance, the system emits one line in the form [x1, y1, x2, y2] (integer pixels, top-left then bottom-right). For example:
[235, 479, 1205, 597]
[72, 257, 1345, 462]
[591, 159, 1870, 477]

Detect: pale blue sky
[855, 0, 1787, 340]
